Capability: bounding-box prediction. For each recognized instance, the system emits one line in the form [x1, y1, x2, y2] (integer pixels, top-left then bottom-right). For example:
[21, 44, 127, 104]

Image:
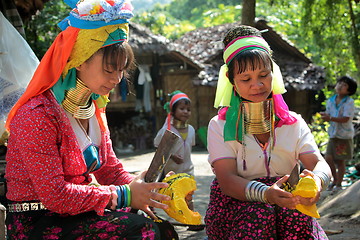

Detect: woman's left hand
[129, 171, 171, 219]
[266, 175, 300, 209]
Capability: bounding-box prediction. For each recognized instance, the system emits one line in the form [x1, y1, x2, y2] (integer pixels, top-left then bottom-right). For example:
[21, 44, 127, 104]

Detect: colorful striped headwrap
[6, 0, 133, 132]
[164, 90, 191, 130]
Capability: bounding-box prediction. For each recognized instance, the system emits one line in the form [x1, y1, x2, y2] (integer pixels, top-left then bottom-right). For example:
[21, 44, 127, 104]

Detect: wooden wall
[195, 86, 218, 128]
[283, 89, 318, 123]
[160, 71, 197, 129]
[160, 72, 218, 131]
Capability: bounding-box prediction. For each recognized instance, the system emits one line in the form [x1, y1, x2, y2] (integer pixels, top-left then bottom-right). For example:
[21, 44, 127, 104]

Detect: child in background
[154, 90, 204, 231]
[154, 90, 195, 179]
[320, 76, 358, 192]
[205, 25, 331, 239]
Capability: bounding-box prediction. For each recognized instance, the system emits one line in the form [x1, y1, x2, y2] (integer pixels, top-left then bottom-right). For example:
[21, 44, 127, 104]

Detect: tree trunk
[241, 0, 256, 26]
[348, 0, 360, 75]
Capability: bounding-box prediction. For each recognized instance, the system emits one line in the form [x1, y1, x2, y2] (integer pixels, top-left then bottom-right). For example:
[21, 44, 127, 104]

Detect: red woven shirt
[5, 90, 134, 215]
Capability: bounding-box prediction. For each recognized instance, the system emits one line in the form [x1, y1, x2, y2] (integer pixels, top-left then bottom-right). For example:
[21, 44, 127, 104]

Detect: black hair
[227, 50, 273, 84]
[337, 76, 358, 96]
[171, 99, 191, 115]
[223, 25, 262, 47]
[99, 42, 135, 78]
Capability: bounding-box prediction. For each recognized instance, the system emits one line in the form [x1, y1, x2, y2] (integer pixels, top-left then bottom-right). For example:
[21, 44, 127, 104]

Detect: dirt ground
[121, 149, 360, 240]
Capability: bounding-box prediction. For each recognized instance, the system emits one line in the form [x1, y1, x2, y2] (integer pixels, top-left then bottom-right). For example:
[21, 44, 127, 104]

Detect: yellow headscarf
[6, 0, 133, 131]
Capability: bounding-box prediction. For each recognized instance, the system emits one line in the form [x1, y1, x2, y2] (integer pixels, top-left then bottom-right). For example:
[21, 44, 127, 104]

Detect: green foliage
[134, 1, 241, 39]
[164, 0, 240, 21]
[201, 4, 241, 28]
[24, 1, 70, 59]
[308, 113, 330, 153]
[256, 1, 304, 48]
[132, 0, 172, 13]
[355, 95, 360, 107]
[260, 0, 359, 82]
[300, 0, 359, 82]
[134, 3, 196, 40]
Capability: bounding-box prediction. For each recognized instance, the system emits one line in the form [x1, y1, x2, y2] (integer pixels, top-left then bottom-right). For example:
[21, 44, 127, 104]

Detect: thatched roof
[129, 22, 170, 55]
[129, 22, 202, 72]
[172, 19, 326, 91]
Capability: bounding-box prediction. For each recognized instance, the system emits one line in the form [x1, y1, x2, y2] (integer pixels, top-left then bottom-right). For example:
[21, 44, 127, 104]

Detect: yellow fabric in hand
[291, 176, 320, 218]
[158, 173, 202, 225]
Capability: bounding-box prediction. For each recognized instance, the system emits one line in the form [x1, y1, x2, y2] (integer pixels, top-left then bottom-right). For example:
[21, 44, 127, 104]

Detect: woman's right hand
[265, 175, 300, 209]
[129, 171, 171, 219]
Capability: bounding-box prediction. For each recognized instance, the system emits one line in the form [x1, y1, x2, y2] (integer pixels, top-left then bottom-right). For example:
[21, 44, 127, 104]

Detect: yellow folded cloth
[291, 176, 320, 218]
[158, 173, 202, 225]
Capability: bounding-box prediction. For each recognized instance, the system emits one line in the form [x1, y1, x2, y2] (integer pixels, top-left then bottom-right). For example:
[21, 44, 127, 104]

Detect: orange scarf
[6, 26, 108, 132]
[6, 26, 79, 131]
